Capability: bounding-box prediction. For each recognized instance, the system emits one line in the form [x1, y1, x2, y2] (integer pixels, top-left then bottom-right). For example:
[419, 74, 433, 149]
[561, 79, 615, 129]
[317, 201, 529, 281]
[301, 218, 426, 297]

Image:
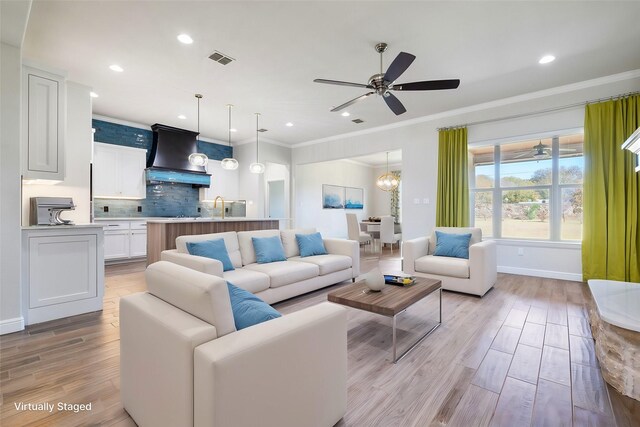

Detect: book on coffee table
[384, 273, 416, 286]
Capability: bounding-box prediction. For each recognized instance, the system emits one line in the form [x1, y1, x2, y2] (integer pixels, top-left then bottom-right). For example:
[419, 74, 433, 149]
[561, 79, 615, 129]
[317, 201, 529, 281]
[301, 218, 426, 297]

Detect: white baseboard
[0, 317, 25, 335]
[498, 266, 583, 282]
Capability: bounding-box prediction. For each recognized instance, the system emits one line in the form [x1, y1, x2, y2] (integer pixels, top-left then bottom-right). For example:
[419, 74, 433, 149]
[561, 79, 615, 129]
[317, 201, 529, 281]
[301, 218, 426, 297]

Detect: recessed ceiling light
[230, 128, 237, 132]
[109, 64, 124, 72]
[90, 92, 99, 98]
[178, 114, 186, 120]
[341, 111, 350, 117]
[285, 122, 293, 127]
[538, 55, 555, 64]
[177, 34, 193, 44]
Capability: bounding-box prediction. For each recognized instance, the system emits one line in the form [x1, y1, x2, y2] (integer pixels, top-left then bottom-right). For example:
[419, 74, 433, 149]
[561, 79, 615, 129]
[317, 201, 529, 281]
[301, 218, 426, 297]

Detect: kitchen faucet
[213, 196, 225, 219]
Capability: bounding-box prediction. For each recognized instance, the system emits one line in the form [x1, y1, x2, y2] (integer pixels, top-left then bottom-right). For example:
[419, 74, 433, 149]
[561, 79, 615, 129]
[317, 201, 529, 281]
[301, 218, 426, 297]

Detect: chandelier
[376, 152, 399, 191]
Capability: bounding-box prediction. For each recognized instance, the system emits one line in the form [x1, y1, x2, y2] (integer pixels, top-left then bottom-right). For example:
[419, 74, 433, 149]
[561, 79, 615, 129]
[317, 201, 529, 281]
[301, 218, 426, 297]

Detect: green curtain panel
[436, 127, 469, 227]
[390, 170, 401, 223]
[583, 94, 640, 282]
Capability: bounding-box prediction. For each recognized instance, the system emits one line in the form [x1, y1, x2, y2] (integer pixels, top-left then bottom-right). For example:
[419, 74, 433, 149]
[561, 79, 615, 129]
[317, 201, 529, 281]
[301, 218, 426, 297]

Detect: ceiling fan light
[249, 162, 265, 174]
[221, 158, 239, 170]
[188, 152, 208, 167]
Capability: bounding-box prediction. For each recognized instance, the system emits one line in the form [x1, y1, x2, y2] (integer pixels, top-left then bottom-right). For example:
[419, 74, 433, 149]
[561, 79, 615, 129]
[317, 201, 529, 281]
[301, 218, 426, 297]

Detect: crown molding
[234, 136, 291, 148]
[292, 69, 640, 149]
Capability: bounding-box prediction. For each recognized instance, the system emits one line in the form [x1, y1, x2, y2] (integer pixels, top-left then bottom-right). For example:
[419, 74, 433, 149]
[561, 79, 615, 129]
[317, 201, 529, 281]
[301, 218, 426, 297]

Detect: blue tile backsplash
[93, 119, 233, 218]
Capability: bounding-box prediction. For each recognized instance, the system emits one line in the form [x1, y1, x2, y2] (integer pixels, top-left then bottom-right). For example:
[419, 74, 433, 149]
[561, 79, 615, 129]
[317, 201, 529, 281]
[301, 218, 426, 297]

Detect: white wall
[0, 43, 25, 334]
[21, 81, 93, 225]
[295, 160, 375, 238]
[292, 73, 640, 281]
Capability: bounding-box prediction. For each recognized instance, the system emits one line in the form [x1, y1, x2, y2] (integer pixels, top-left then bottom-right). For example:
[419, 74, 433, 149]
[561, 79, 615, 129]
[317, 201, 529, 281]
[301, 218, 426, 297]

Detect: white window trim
[470, 132, 583, 242]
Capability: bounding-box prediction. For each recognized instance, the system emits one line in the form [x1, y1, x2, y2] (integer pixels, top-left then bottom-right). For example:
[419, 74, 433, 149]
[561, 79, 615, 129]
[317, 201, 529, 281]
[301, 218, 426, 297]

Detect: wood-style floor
[1, 250, 639, 426]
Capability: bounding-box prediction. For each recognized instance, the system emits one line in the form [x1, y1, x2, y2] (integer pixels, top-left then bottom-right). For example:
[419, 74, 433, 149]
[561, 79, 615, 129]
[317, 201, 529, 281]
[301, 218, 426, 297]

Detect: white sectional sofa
[403, 227, 497, 297]
[161, 228, 360, 304]
[121, 261, 347, 427]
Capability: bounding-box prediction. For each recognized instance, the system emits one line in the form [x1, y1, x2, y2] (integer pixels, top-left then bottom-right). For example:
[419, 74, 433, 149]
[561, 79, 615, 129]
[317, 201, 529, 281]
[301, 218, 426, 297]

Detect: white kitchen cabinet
[93, 142, 146, 199]
[130, 230, 147, 257]
[22, 226, 104, 325]
[104, 231, 130, 260]
[22, 65, 66, 181]
[200, 160, 239, 201]
[100, 220, 147, 260]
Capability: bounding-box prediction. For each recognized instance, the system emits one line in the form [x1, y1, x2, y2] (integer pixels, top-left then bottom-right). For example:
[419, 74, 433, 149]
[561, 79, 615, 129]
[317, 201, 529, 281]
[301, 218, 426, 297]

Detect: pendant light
[249, 113, 265, 174]
[221, 104, 239, 170]
[188, 94, 209, 167]
[376, 152, 399, 191]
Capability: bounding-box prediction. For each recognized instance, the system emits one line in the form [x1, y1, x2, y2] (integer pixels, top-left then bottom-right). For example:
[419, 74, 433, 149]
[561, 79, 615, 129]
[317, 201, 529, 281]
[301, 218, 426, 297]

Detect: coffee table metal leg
[391, 287, 442, 363]
[392, 315, 397, 361]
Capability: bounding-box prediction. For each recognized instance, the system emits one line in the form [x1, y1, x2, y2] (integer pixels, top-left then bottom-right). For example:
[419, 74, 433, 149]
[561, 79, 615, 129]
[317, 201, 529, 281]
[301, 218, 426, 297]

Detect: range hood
[146, 123, 210, 187]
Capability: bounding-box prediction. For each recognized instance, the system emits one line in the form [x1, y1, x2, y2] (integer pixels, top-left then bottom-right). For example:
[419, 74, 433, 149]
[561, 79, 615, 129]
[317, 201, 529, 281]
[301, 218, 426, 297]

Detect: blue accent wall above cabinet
[92, 119, 232, 161]
[92, 119, 153, 159]
[92, 118, 233, 218]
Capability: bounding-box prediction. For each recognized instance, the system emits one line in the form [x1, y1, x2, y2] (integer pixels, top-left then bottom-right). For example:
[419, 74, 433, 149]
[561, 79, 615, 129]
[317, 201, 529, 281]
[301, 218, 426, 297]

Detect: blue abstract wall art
[322, 185, 344, 209]
[345, 187, 364, 210]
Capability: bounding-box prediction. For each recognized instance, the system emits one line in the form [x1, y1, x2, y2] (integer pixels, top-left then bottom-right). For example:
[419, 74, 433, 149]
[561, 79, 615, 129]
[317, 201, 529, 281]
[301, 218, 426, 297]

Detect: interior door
[268, 180, 285, 218]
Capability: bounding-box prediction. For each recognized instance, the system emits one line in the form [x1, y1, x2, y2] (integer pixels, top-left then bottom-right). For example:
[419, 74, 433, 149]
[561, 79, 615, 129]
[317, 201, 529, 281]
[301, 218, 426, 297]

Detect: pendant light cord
[255, 113, 260, 162]
[228, 105, 232, 148]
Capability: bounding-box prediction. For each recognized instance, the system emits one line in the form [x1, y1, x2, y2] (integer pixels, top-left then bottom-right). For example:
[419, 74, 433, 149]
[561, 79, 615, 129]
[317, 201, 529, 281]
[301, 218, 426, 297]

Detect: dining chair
[380, 216, 402, 254]
[346, 213, 372, 252]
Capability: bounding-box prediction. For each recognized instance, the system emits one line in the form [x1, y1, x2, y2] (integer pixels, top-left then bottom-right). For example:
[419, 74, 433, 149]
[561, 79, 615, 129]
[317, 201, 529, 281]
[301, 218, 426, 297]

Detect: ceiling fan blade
[330, 92, 375, 112]
[383, 92, 407, 115]
[384, 52, 416, 83]
[314, 79, 372, 89]
[512, 151, 532, 159]
[392, 79, 461, 91]
[559, 148, 578, 152]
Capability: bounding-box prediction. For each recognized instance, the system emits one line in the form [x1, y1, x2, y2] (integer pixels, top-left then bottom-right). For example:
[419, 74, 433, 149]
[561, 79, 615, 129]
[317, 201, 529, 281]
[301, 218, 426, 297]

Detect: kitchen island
[146, 218, 279, 264]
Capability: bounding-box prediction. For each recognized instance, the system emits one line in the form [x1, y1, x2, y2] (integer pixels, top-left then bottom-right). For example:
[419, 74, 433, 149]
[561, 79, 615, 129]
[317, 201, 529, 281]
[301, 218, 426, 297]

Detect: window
[469, 133, 583, 241]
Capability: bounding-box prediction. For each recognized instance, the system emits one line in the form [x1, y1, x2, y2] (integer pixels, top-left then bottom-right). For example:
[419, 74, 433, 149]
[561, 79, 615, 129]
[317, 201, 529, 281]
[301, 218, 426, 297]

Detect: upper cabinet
[22, 65, 66, 181]
[93, 142, 146, 199]
[200, 160, 239, 201]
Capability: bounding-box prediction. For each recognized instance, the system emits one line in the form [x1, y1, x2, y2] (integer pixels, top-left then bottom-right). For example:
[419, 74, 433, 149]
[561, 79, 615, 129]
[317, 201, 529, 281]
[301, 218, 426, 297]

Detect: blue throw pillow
[186, 239, 235, 271]
[227, 282, 281, 330]
[433, 231, 472, 259]
[296, 232, 328, 257]
[252, 236, 287, 263]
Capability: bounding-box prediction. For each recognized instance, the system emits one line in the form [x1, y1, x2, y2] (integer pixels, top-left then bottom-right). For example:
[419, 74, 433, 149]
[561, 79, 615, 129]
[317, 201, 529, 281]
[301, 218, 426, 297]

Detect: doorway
[268, 180, 286, 219]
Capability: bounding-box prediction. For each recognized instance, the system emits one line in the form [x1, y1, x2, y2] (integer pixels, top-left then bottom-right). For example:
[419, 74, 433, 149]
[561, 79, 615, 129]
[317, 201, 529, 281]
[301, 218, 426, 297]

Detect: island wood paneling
[146, 220, 279, 264]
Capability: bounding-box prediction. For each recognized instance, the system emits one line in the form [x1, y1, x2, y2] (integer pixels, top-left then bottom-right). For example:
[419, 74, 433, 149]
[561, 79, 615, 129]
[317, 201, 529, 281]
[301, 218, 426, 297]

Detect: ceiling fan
[314, 42, 460, 116]
[513, 141, 577, 159]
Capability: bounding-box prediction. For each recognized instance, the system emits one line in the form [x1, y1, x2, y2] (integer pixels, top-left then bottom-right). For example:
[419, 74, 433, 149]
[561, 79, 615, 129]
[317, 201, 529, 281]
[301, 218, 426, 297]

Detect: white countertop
[22, 224, 104, 230]
[146, 218, 286, 223]
[94, 217, 170, 221]
[588, 279, 640, 332]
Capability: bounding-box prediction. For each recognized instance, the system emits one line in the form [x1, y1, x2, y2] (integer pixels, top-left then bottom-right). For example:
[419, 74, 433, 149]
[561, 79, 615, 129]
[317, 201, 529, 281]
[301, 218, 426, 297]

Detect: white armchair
[403, 227, 496, 297]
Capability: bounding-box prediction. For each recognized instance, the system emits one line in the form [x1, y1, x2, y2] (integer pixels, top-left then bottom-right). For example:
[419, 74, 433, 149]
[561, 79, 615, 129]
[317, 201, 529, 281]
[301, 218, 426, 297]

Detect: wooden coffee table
[328, 276, 442, 363]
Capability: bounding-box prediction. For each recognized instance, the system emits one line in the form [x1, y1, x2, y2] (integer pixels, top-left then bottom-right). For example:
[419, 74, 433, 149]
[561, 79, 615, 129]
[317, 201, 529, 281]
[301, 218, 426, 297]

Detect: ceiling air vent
[352, 118, 364, 124]
[208, 51, 235, 65]
[257, 128, 268, 133]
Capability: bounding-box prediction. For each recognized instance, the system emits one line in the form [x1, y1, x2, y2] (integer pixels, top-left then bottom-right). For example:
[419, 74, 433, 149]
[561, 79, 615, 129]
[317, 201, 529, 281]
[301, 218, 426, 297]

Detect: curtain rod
[437, 90, 639, 131]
